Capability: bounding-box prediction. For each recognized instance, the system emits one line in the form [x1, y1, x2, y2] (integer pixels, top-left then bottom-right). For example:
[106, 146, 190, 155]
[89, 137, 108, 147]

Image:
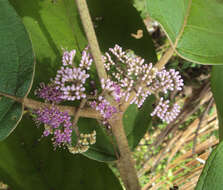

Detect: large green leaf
[9, 0, 87, 83]
[211, 65, 223, 140]
[125, 95, 155, 150]
[195, 141, 223, 189]
[0, 97, 23, 141]
[0, 115, 123, 190]
[146, 0, 223, 65]
[0, 0, 34, 140]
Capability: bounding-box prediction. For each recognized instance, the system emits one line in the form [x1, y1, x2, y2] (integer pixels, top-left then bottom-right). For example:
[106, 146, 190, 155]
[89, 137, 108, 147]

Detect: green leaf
[9, 0, 87, 83]
[0, 116, 123, 190]
[146, 0, 223, 64]
[78, 118, 117, 162]
[125, 95, 155, 150]
[195, 141, 223, 189]
[87, 0, 157, 62]
[0, 0, 34, 140]
[211, 65, 223, 140]
[0, 97, 23, 141]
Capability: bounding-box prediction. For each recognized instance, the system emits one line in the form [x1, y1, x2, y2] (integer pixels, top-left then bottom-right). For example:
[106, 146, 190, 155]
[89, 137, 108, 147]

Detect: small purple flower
[130, 86, 151, 108]
[151, 68, 183, 94]
[101, 78, 123, 102]
[169, 69, 184, 91]
[34, 106, 72, 147]
[35, 83, 63, 103]
[79, 46, 93, 70]
[151, 97, 180, 123]
[54, 67, 89, 101]
[90, 96, 117, 120]
[62, 49, 76, 66]
[43, 129, 51, 137]
[152, 69, 174, 94]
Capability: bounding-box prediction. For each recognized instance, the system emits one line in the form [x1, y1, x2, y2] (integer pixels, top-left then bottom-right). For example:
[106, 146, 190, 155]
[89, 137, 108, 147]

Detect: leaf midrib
[173, 0, 192, 49]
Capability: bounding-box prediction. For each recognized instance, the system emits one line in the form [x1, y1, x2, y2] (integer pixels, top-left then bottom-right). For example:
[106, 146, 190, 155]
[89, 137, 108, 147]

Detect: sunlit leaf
[146, 0, 223, 64]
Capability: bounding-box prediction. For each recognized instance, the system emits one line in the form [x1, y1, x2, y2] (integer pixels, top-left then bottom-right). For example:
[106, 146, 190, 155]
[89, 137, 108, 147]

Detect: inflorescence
[35, 106, 72, 147]
[102, 45, 183, 122]
[33, 44, 184, 154]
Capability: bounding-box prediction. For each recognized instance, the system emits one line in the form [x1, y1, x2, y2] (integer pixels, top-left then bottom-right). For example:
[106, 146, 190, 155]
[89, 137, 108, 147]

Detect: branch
[0, 92, 102, 120]
[109, 113, 141, 190]
[72, 99, 87, 135]
[75, 0, 107, 80]
[155, 47, 174, 70]
[192, 97, 214, 154]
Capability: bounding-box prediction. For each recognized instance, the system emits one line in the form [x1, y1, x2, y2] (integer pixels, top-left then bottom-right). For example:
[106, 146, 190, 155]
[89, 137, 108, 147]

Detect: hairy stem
[75, 0, 107, 80]
[155, 47, 174, 70]
[109, 113, 141, 190]
[0, 92, 101, 119]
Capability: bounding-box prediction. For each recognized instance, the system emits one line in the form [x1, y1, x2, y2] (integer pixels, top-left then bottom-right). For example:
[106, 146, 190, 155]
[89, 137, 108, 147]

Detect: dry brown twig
[192, 97, 214, 154]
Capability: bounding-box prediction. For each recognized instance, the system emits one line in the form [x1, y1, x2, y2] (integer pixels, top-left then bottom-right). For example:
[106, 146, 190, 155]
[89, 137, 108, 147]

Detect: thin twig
[0, 92, 102, 119]
[192, 97, 214, 154]
[72, 99, 87, 136]
[75, 0, 107, 80]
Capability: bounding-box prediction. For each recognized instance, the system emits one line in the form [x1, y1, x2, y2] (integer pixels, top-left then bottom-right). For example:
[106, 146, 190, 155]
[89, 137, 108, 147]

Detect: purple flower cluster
[35, 106, 72, 147]
[130, 86, 151, 108]
[90, 96, 117, 120]
[151, 69, 184, 94]
[35, 83, 63, 103]
[80, 46, 93, 70]
[151, 98, 180, 123]
[129, 63, 158, 107]
[169, 69, 184, 91]
[33, 48, 95, 150]
[54, 67, 89, 100]
[102, 45, 151, 107]
[101, 78, 122, 102]
[33, 45, 184, 151]
[62, 49, 76, 66]
[54, 49, 92, 101]
[102, 44, 184, 122]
